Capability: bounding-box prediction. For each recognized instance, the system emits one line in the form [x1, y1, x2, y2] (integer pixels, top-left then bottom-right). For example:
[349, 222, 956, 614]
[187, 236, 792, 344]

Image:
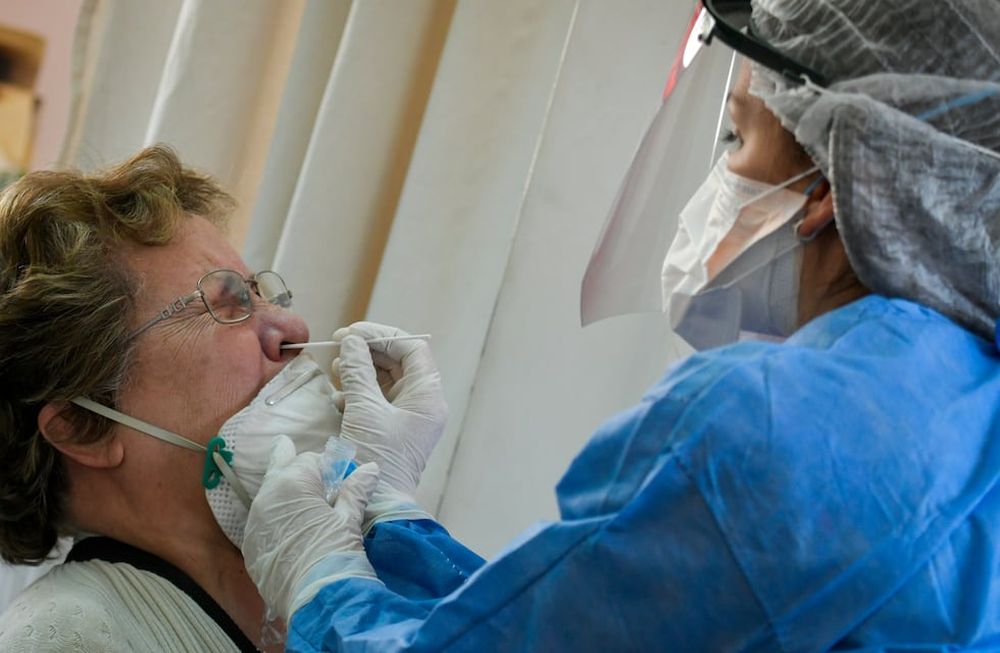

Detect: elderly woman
[239, 0, 1000, 651]
[0, 146, 304, 650]
[0, 147, 479, 651]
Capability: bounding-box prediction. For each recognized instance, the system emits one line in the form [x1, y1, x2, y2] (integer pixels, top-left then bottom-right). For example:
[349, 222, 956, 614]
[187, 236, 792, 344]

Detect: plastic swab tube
[281, 334, 431, 350]
[322, 436, 358, 503]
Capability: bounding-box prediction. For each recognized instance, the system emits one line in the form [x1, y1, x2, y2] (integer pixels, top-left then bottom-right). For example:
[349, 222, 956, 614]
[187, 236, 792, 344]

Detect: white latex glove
[242, 434, 382, 621]
[330, 322, 447, 497]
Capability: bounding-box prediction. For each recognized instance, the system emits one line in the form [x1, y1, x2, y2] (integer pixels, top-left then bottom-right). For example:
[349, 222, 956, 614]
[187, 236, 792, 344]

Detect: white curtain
[61, 0, 699, 557]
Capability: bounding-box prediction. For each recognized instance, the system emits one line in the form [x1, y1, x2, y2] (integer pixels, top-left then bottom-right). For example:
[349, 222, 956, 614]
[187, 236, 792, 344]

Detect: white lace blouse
[0, 559, 240, 652]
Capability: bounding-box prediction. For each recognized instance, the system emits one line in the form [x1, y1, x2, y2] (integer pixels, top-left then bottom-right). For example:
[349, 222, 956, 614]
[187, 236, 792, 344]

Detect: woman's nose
[256, 302, 310, 361]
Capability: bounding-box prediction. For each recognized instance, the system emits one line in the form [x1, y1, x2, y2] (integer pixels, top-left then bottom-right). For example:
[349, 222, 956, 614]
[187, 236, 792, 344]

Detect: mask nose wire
[69, 397, 252, 508]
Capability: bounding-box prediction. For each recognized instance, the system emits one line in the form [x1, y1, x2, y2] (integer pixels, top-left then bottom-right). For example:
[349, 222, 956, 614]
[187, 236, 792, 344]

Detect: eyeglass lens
[197, 270, 291, 324]
[200, 270, 253, 323]
[255, 271, 292, 308]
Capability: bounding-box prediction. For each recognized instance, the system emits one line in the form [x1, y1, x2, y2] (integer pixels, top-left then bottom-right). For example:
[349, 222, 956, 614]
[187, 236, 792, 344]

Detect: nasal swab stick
[281, 334, 431, 350]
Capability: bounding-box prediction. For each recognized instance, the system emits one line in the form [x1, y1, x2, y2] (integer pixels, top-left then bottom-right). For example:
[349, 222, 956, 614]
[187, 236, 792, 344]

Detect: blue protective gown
[290, 296, 1000, 652]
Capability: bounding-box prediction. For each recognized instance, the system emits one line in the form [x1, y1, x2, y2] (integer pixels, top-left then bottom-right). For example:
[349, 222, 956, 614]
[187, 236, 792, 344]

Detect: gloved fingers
[338, 321, 407, 342]
[334, 322, 426, 390]
[331, 389, 346, 413]
[332, 322, 409, 356]
[330, 357, 343, 390]
[338, 335, 384, 401]
[266, 434, 297, 475]
[392, 343, 440, 384]
[331, 325, 408, 369]
[332, 356, 385, 398]
[375, 365, 395, 396]
[285, 451, 327, 496]
[331, 461, 380, 520]
[344, 322, 427, 366]
[363, 336, 440, 403]
[370, 351, 404, 382]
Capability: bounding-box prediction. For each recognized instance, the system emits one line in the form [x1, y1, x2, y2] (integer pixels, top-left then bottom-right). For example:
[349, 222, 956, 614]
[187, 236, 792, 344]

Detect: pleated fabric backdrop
[61, 0, 698, 556]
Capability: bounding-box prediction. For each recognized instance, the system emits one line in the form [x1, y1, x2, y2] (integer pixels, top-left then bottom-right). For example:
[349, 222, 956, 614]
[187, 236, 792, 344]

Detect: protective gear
[581, 4, 739, 326]
[72, 353, 344, 547]
[583, 0, 1000, 343]
[661, 153, 818, 348]
[286, 296, 1000, 651]
[701, 0, 827, 86]
[242, 434, 380, 621]
[748, 0, 1000, 340]
[330, 322, 447, 497]
[208, 353, 343, 546]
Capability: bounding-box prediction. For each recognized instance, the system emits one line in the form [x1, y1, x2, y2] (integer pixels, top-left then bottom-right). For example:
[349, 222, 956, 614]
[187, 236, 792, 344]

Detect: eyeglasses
[132, 269, 293, 338]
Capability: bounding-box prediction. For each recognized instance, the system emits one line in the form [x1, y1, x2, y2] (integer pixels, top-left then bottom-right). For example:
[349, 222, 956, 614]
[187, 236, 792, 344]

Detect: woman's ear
[38, 402, 124, 469]
[797, 178, 835, 241]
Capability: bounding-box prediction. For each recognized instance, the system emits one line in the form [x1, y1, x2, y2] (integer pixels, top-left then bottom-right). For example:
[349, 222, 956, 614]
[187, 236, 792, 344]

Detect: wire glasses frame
[131, 269, 293, 339]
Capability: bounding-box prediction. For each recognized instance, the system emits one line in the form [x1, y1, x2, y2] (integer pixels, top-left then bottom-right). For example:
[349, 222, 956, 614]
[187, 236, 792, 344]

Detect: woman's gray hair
[0, 145, 234, 564]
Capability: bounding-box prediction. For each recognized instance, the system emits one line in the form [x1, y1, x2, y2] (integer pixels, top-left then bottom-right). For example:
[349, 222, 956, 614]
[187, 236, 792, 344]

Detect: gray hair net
[748, 0, 1000, 340]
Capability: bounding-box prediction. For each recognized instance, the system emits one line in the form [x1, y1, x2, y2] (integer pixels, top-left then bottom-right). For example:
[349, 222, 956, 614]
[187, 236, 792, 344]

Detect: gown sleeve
[287, 349, 781, 652]
[365, 518, 486, 602]
[291, 299, 1000, 652]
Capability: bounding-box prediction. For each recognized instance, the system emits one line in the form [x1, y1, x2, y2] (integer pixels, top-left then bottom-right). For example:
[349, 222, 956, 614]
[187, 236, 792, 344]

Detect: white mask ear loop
[211, 451, 252, 508]
[70, 397, 252, 508]
[736, 164, 820, 211]
[793, 174, 829, 243]
[71, 397, 204, 452]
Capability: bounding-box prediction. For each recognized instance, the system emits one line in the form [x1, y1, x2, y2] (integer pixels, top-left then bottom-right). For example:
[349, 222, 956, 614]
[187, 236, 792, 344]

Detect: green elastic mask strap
[202, 436, 252, 508]
[70, 397, 250, 507]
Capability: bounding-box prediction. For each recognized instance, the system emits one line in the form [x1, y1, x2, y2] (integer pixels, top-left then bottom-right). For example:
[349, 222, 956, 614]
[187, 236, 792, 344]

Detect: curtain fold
[364, 0, 581, 510]
[242, 0, 352, 274]
[265, 0, 457, 354]
[62, 0, 184, 168]
[142, 0, 305, 246]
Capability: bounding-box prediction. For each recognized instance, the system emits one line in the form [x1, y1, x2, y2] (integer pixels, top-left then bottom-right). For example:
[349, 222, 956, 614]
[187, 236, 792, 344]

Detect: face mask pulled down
[71, 353, 342, 547]
[661, 153, 819, 350]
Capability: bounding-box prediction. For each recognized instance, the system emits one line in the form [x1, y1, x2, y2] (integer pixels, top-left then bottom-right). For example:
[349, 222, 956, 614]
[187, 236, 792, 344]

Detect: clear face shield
[580, 0, 826, 348]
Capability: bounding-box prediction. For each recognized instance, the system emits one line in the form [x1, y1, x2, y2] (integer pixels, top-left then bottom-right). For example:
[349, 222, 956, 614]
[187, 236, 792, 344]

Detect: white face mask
[206, 353, 342, 546]
[71, 353, 342, 547]
[661, 153, 819, 349]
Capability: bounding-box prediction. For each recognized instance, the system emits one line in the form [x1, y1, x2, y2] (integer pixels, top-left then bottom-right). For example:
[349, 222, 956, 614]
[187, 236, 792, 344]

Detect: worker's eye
[719, 128, 744, 149]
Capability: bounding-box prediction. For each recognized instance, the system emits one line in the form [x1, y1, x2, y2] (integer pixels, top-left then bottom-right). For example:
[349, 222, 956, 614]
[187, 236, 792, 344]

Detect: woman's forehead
[127, 216, 250, 288]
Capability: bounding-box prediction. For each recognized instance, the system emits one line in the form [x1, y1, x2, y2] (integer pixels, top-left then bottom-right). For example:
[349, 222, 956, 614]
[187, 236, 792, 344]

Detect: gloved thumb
[266, 434, 297, 475]
[338, 335, 383, 400]
[331, 461, 380, 520]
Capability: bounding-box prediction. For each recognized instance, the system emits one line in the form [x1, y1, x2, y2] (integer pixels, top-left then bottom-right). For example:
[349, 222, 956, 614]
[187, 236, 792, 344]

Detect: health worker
[241, 1, 1000, 650]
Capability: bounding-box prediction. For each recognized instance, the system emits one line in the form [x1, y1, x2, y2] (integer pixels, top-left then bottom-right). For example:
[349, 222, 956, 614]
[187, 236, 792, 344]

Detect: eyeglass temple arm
[130, 291, 203, 339]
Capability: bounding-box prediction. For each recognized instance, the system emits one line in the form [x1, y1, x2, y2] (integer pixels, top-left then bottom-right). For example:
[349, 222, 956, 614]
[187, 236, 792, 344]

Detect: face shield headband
[580, 0, 823, 326]
[701, 0, 828, 87]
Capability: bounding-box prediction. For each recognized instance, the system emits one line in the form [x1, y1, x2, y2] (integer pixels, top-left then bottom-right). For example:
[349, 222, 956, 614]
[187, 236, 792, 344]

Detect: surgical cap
[749, 0, 1000, 340]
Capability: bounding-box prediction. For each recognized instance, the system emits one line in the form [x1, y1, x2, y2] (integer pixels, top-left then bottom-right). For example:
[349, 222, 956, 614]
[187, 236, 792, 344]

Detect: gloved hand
[242, 434, 382, 621]
[330, 322, 447, 497]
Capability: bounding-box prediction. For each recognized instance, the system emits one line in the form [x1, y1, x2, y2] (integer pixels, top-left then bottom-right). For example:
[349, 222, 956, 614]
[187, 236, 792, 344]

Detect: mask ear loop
[207, 441, 252, 509]
[735, 164, 820, 211]
[70, 397, 253, 508]
[793, 174, 829, 243]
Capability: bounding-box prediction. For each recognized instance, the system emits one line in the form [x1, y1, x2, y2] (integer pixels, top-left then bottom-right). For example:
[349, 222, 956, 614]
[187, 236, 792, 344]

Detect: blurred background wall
[0, 0, 82, 171]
